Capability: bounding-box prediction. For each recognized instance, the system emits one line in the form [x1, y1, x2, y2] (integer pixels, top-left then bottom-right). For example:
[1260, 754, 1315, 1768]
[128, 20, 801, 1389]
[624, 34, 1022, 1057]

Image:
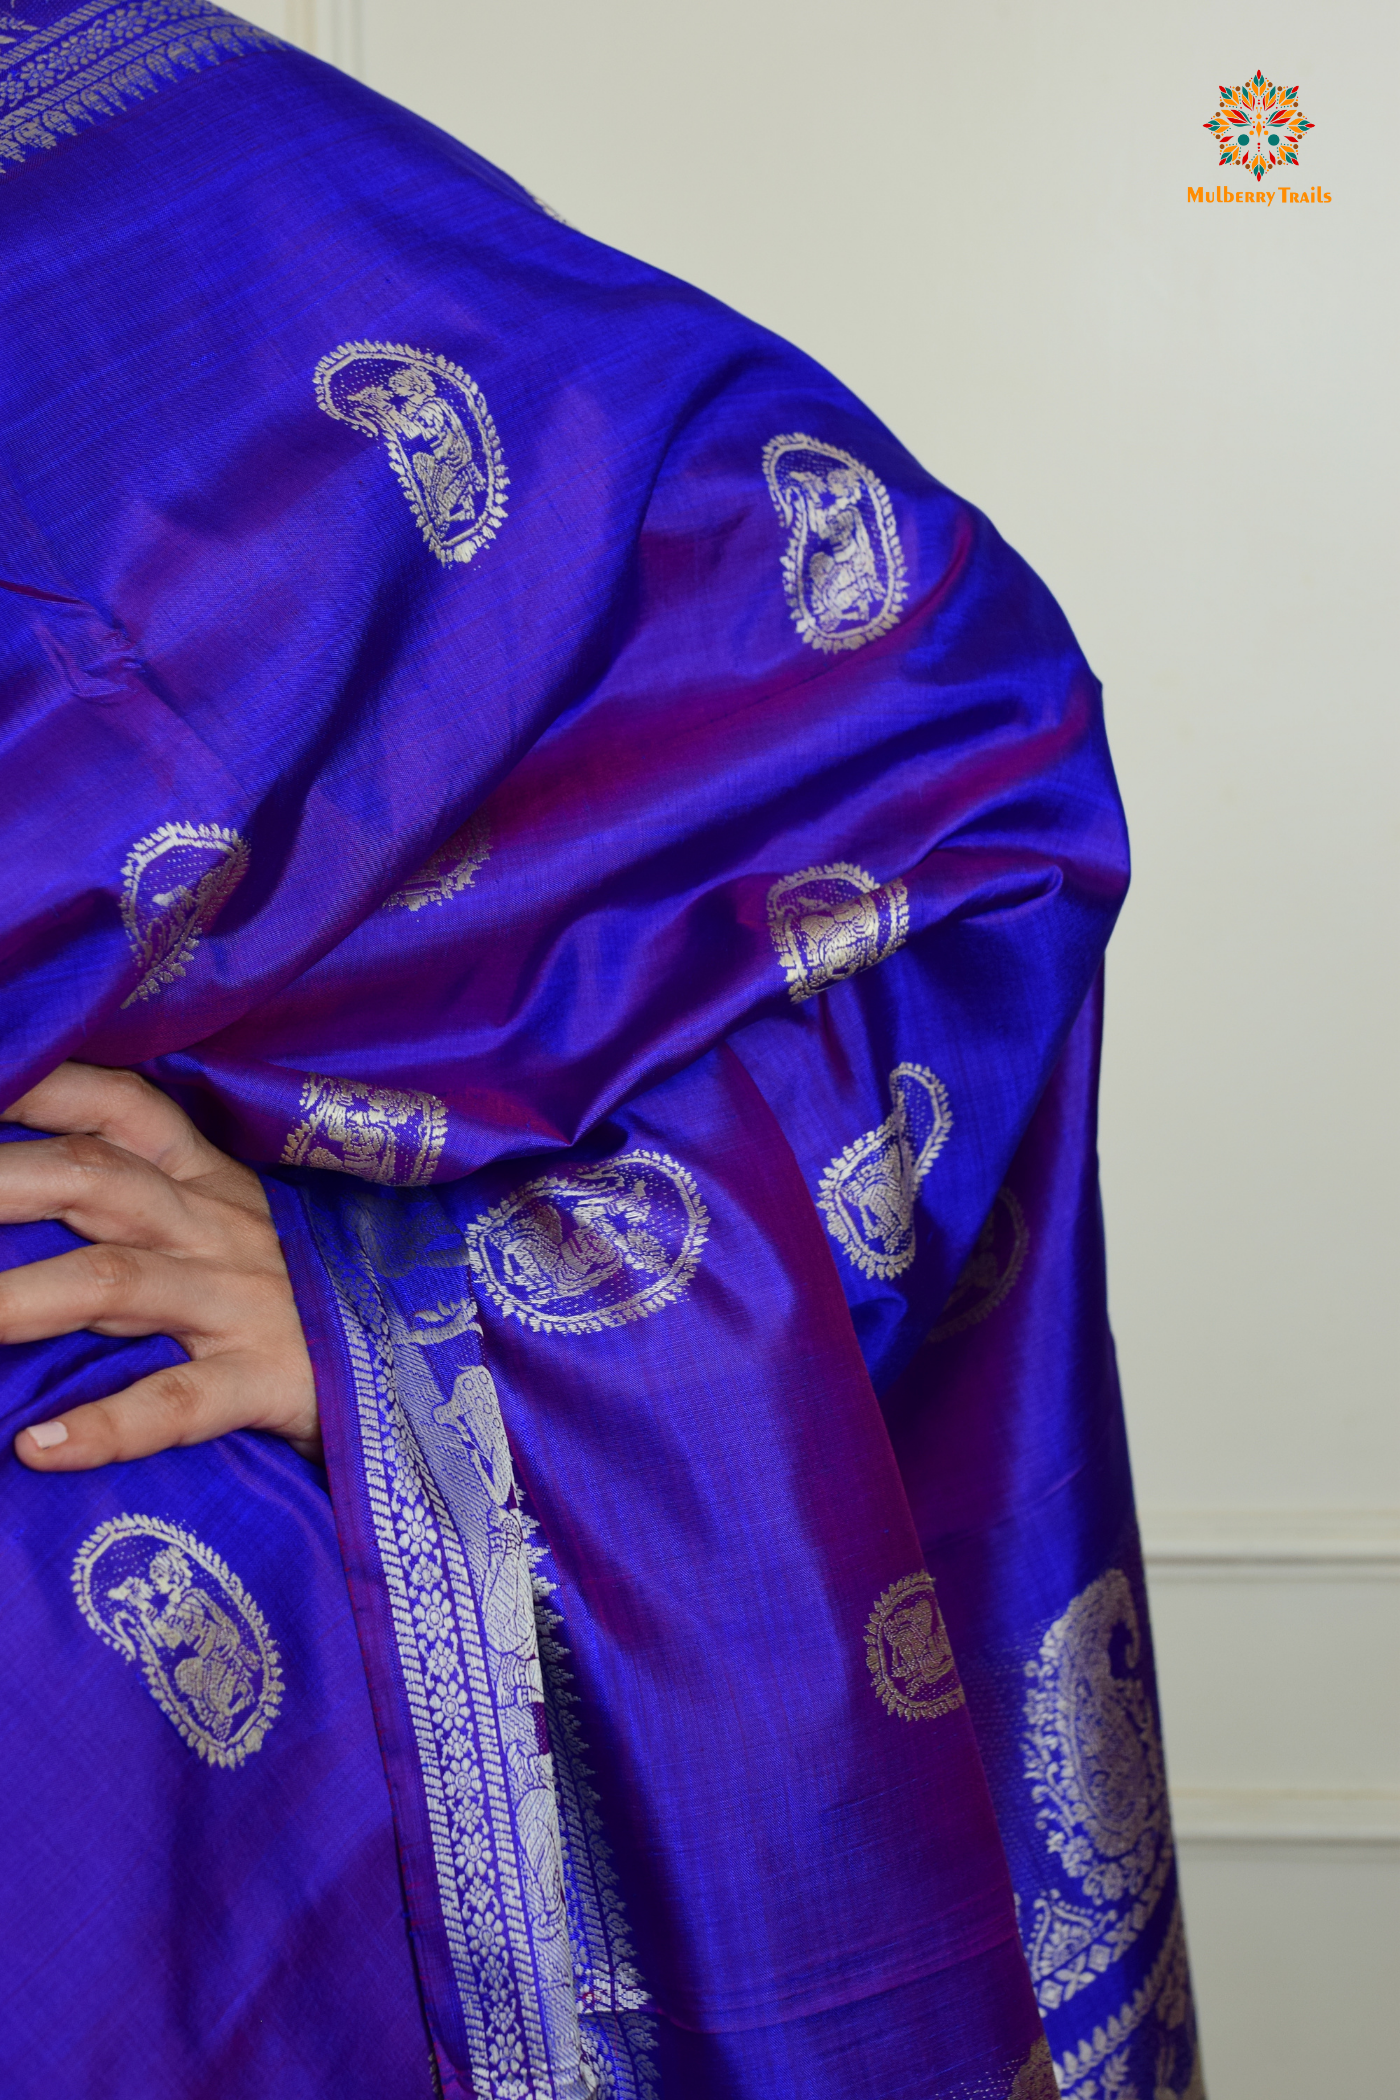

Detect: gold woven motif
[865, 1570, 965, 1721]
[72, 1515, 282, 1768]
[466, 1150, 709, 1335]
[1023, 1570, 1174, 2013]
[930, 1185, 1029, 1341]
[315, 341, 507, 566]
[119, 820, 249, 1005]
[0, 1, 283, 173]
[281, 1072, 447, 1186]
[763, 432, 907, 651]
[818, 1062, 953, 1279]
[766, 860, 909, 1002]
[383, 809, 491, 911]
[1007, 2038, 1058, 2100]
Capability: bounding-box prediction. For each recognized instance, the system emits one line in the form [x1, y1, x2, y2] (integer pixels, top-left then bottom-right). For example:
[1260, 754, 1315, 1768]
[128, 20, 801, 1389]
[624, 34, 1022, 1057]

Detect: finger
[2, 1064, 225, 1183]
[15, 1353, 322, 1470]
[0, 1132, 213, 1253]
[0, 1242, 261, 1346]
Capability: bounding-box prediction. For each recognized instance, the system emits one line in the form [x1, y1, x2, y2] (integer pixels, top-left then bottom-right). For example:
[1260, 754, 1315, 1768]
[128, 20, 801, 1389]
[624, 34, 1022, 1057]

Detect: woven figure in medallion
[281, 1073, 448, 1186]
[767, 860, 909, 1000]
[72, 1518, 282, 1769]
[315, 342, 507, 564]
[763, 433, 907, 650]
[819, 1063, 953, 1279]
[467, 1151, 709, 1333]
[119, 822, 249, 1005]
[865, 1571, 965, 1721]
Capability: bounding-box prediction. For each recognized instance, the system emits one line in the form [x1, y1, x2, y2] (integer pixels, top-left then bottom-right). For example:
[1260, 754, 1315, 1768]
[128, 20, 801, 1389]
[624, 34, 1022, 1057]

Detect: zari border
[0, 1, 284, 174]
[290, 1175, 659, 2100]
[331, 1294, 556, 2091]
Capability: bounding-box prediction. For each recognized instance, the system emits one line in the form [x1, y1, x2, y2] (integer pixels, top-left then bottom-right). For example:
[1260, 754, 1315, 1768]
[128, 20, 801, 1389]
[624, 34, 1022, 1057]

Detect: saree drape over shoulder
[0, 8, 1202, 2098]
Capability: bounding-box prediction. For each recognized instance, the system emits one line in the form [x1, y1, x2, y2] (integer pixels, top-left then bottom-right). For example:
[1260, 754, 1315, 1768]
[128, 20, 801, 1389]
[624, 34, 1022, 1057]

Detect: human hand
[1, 1063, 319, 1470]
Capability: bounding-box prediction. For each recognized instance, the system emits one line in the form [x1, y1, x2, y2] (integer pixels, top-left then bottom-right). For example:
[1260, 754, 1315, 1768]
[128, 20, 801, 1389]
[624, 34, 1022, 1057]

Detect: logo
[466, 1150, 710, 1334]
[766, 861, 909, 1003]
[72, 1516, 283, 1767]
[383, 809, 492, 912]
[281, 1073, 448, 1185]
[763, 434, 906, 652]
[1190, 71, 1326, 204]
[119, 821, 249, 1005]
[315, 342, 507, 565]
[865, 1571, 964, 1721]
[1204, 70, 1312, 183]
[818, 1063, 952, 1281]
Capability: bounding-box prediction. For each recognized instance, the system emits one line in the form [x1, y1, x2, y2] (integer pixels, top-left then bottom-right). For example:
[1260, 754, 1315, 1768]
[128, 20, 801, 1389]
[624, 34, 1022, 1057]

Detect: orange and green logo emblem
[1205, 71, 1313, 184]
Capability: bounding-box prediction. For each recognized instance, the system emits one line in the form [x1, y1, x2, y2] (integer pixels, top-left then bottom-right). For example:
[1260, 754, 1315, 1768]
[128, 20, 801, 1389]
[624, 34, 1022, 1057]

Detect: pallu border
[0, 1, 285, 176]
[264, 1175, 472, 2094]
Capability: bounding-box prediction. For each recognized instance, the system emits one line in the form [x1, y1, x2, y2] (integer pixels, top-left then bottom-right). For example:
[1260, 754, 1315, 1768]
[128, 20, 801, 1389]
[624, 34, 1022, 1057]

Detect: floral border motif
[0, 1, 283, 173]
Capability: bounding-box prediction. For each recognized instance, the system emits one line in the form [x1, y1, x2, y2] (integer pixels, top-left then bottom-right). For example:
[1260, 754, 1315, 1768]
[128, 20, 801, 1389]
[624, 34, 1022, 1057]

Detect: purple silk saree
[0, 7, 1203, 2097]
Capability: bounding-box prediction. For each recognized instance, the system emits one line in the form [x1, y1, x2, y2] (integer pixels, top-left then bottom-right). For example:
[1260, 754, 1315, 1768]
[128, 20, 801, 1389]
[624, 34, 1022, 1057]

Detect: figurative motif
[281, 1072, 447, 1186]
[763, 433, 906, 651]
[383, 808, 492, 911]
[930, 1185, 1029, 1340]
[818, 1063, 953, 1279]
[1022, 1570, 1174, 2012]
[766, 860, 909, 1001]
[315, 341, 507, 565]
[119, 821, 248, 1005]
[466, 1150, 709, 1334]
[865, 1571, 964, 1721]
[71, 1516, 282, 1767]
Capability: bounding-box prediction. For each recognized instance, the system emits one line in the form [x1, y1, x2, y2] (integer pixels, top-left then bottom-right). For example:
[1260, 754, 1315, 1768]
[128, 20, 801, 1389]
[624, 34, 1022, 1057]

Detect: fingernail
[27, 1420, 69, 1450]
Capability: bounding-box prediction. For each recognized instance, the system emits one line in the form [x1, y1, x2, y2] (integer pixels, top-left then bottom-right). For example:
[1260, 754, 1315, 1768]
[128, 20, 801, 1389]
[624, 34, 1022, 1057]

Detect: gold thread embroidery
[1053, 1902, 1197, 2100]
[1007, 2038, 1057, 2100]
[119, 820, 249, 1005]
[762, 432, 907, 652]
[281, 1072, 448, 1186]
[818, 1062, 952, 1279]
[0, 1, 284, 173]
[766, 860, 909, 1002]
[930, 1185, 1029, 1341]
[315, 341, 507, 566]
[72, 1515, 282, 1767]
[865, 1570, 965, 1721]
[383, 809, 492, 911]
[466, 1151, 709, 1335]
[1023, 1569, 1173, 2012]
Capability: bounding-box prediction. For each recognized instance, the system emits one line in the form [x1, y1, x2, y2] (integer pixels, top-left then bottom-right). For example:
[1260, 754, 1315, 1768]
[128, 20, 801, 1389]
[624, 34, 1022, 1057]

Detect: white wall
[238, 5, 1400, 2092]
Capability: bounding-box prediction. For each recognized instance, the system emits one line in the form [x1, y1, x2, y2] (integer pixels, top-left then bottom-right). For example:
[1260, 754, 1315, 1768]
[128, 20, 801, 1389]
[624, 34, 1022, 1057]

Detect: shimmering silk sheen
[0, 9, 1201, 2099]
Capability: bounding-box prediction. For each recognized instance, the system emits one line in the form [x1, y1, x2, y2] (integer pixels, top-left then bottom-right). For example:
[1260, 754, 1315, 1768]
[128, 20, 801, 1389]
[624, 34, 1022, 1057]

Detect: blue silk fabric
[0, 8, 1202, 2099]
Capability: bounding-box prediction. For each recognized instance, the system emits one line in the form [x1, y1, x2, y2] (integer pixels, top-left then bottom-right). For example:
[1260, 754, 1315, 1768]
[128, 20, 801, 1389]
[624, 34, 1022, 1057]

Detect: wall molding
[1172, 1787, 1400, 1847]
[1142, 1508, 1400, 1582]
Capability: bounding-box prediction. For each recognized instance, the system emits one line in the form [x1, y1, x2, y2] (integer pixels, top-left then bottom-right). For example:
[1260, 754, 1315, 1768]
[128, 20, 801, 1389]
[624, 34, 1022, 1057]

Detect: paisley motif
[72, 1516, 282, 1768]
[818, 1063, 952, 1279]
[315, 341, 507, 565]
[763, 432, 906, 651]
[930, 1185, 1029, 1340]
[466, 1151, 709, 1334]
[119, 821, 248, 1005]
[1022, 1569, 1174, 2012]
